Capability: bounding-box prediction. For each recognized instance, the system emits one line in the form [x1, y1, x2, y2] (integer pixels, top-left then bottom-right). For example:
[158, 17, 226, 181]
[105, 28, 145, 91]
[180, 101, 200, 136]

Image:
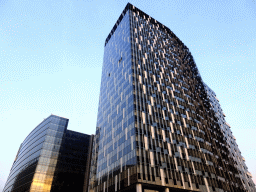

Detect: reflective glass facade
[3, 114, 93, 192]
[50, 130, 93, 192]
[90, 3, 255, 192]
[90, 6, 137, 192]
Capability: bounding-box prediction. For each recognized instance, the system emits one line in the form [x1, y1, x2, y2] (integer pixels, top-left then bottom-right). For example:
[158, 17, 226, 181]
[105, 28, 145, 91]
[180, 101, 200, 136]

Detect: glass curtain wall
[3, 115, 68, 192]
[90, 3, 251, 192]
[89, 6, 137, 192]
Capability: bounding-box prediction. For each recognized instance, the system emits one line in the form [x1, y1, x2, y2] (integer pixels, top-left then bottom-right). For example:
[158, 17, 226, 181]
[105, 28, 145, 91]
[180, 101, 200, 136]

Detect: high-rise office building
[89, 3, 255, 192]
[3, 114, 93, 192]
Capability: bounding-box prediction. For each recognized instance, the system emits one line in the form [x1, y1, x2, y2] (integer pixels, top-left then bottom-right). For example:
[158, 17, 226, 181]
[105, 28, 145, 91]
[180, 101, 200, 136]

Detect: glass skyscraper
[3, 114, 93, 192]
[89, 3, 255, 192]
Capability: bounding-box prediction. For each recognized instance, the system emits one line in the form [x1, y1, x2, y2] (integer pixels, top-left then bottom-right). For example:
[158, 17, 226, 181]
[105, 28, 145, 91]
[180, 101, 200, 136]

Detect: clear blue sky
[0, 0, 255, 190]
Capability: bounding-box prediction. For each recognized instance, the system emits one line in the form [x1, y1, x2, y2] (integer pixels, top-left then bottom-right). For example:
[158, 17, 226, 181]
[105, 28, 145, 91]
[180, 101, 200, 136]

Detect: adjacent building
[89, 3, 255, 192]
[3, 114, 93, 192]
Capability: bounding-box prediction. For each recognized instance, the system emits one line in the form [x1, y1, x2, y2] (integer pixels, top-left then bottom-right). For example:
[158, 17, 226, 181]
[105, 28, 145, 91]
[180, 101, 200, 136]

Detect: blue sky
[0, 0, 255, 190]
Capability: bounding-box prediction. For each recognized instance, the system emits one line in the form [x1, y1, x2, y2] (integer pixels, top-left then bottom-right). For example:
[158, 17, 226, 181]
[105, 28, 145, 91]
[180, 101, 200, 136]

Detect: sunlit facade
[89, 3, 255, 192]
[3, 114, 93, 192]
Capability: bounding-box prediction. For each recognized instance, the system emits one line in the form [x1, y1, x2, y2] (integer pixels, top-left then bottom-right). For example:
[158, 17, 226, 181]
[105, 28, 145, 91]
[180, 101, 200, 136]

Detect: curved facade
[3, 115, 68, 192]
[3, 114, 93, 192]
